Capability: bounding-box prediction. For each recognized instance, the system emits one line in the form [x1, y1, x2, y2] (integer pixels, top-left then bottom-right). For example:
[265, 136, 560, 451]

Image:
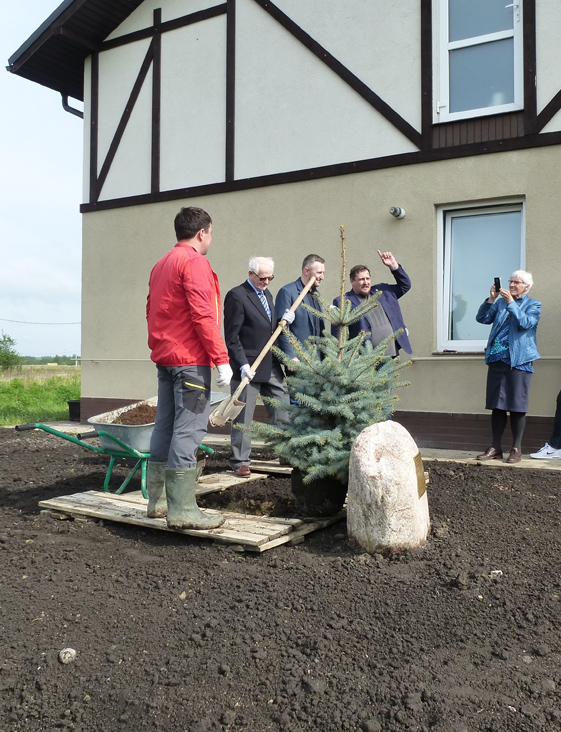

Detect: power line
[0, 318, 80, 325]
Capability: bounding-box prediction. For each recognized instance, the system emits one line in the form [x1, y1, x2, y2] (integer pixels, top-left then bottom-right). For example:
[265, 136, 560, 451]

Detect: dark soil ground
[1, 426, 561, 732]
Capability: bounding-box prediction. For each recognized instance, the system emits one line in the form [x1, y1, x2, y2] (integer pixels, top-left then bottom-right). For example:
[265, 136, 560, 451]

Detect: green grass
[0, 374, 81, 426]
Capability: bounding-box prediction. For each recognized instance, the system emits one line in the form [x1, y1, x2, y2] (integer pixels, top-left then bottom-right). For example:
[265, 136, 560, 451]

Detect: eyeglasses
[253, 273, 274, 282]
[509, 280, 525, 285]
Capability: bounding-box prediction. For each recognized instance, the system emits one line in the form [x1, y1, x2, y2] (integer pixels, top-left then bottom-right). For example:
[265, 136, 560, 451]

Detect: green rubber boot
[165, 468, 225, 530]
[146, 461, 168, 518]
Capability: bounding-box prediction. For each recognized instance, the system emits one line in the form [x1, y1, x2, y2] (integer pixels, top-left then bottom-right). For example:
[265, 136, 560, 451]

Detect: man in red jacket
[146, 207, 233, 530]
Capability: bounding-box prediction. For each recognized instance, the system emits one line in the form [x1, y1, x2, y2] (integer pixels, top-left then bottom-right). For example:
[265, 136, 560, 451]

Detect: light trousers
[229, 361, 288, 468]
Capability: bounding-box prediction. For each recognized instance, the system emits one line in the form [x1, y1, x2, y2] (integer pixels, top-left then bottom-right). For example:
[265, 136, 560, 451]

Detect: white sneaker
[529, 443, 561, 459]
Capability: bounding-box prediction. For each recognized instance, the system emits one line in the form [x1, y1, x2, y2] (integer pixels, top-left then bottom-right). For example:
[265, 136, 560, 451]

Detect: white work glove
[216, 363, 233, 387]
[240, 364, 256, 381]
[281, 309, 295, 324]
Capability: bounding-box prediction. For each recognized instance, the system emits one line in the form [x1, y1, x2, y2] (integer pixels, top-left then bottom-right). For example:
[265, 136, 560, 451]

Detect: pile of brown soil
[1, 428, 561, 732]
[112, 403, 157, 425]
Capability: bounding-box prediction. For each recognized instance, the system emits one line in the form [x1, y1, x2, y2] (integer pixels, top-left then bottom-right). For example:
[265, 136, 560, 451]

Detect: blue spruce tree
[248, 227, 411, 485]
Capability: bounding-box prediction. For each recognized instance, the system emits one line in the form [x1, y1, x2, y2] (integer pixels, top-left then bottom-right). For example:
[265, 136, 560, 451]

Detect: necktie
[258, 290, 271, 320]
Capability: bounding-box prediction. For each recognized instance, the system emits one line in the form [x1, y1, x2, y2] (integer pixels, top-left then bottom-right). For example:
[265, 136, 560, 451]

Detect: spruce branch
[272, 334, 320, 374]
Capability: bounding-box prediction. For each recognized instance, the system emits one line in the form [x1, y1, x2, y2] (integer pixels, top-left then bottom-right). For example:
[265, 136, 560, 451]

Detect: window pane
[449, 38, 514, 113]
[448, 210, 521, 341]
[449, 0, 513, 42]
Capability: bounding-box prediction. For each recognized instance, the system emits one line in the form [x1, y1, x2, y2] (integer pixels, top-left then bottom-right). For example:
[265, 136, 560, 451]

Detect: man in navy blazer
[332, 250, 412, 355]
[224, 256, 293, 477]
[275, 254, 326, 361]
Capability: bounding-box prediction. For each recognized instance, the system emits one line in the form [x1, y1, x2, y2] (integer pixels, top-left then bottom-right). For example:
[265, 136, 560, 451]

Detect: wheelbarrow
[15, 392, 229, 498]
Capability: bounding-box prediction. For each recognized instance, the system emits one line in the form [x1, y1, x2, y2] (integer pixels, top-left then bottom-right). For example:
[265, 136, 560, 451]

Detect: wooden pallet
[38, 478, 345, 552]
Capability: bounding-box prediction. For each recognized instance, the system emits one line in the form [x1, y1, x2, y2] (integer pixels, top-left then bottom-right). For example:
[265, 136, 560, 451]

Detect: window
[437, 201, 525, 352]
[435, 0, 523, 122]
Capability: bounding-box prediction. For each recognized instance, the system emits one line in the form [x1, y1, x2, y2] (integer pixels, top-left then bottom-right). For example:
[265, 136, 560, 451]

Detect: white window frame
[436, 199, 526, 353]
[435, 0, 524, 123]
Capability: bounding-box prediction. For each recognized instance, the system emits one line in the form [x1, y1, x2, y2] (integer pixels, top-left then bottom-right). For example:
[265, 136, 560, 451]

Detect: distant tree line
[0, 331, 80, 371]
[20, 355, 81, 366]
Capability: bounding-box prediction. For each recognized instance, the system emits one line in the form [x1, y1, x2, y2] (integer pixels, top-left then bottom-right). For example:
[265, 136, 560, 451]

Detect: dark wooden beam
[100, 4, 227, 51]
[420, 0, 433, 150]
[89, 52, 99, 204]
[523, 0, 537, 134]
[225, 0, 236, 181]
[151, 8, 162, 195]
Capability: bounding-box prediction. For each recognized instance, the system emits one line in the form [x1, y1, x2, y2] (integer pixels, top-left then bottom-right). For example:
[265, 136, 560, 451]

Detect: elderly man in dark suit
[332, 250, 412, 356]
[275, 254, 325, 361]
[224, 256, 294, 477]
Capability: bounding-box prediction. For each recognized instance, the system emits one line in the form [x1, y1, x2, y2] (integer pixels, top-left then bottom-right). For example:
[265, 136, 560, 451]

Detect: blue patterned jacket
[476, 295, 541, 367]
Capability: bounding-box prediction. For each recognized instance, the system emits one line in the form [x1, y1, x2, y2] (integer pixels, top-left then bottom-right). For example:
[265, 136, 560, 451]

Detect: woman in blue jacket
[475, 271, 541, 464]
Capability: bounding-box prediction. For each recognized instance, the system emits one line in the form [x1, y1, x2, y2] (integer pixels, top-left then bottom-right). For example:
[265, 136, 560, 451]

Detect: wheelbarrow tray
[87, 397, 158, 452]
[88, 392, 228, 452]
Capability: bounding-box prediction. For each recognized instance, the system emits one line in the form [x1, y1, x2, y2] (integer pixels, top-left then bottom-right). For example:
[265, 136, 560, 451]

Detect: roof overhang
[6, 0, 144, 102]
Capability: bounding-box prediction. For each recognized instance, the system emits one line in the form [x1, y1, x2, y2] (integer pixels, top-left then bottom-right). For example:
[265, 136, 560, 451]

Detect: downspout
[61, 94, 83, 119]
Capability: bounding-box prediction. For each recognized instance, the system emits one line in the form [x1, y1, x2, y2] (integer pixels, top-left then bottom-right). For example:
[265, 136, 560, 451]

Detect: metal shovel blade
[208, 397, 246, 427]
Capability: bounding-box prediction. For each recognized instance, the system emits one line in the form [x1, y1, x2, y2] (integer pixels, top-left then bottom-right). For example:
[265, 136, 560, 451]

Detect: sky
[1, 1, 83, 357]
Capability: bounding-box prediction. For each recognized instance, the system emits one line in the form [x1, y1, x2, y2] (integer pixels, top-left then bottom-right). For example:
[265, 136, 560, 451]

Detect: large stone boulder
[347, 421, 430, 553]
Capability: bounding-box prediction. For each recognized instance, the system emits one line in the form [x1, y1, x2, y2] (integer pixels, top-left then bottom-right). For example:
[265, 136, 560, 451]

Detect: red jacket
[146, 242, 229, 367]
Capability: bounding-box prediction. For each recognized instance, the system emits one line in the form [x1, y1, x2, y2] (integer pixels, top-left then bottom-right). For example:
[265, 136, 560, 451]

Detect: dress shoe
[476, 447, 503, 461]
[233, 465, 251, 478]
[506, 448, 522, 464]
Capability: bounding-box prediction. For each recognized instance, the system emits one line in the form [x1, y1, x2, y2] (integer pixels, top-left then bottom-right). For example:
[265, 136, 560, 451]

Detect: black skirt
[485, 361, 532, 412]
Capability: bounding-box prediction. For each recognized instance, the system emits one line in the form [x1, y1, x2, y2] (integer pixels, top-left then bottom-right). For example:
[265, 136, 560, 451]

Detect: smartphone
[494, 277, 501, 293]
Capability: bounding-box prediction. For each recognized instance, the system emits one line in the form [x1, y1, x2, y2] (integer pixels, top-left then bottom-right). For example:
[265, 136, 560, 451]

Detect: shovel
[209, 276, 317, 426]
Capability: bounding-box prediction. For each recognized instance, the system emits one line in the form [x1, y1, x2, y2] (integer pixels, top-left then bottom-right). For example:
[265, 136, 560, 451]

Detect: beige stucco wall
[82, 145, 561, 417]
[87, 0, 422, 202]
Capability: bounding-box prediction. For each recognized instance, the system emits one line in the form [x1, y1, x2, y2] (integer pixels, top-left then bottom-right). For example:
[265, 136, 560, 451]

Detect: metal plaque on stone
[414, 451, 426, 498]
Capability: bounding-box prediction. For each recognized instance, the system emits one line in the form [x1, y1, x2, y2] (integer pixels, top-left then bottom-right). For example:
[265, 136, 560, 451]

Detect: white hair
[249, 256, 274, 274]
[511, 270, 533, 290]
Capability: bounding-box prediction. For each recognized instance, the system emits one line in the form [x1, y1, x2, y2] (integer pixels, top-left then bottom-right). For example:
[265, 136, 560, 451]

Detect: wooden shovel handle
[229, 275, 317, 401]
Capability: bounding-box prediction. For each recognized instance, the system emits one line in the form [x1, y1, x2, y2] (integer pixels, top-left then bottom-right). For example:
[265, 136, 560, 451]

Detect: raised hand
[377, 249, 398, 271]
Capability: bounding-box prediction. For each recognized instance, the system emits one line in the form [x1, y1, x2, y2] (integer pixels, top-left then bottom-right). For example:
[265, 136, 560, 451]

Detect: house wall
[74, 0, 561, 450]
[81, 144, 561, 424]
[85, 0, 423, 204]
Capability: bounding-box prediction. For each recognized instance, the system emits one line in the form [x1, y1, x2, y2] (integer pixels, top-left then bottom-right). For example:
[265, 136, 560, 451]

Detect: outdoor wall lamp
[389, 206, 405, 219]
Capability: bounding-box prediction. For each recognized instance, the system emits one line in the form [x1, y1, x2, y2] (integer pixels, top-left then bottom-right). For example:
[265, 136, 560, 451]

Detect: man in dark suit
[332, 250, 412, 355]
[224, 257, 294, 477]
[275, 254, 325, 362]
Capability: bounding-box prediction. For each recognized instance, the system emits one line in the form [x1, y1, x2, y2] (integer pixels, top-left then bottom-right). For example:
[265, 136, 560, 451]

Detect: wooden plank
[238, 515, 303, 527]
[250, 460, 292, 475]
[247, 511, 346, 552]
[39, 491, 298, 547]
[197, 472, 267, 489]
